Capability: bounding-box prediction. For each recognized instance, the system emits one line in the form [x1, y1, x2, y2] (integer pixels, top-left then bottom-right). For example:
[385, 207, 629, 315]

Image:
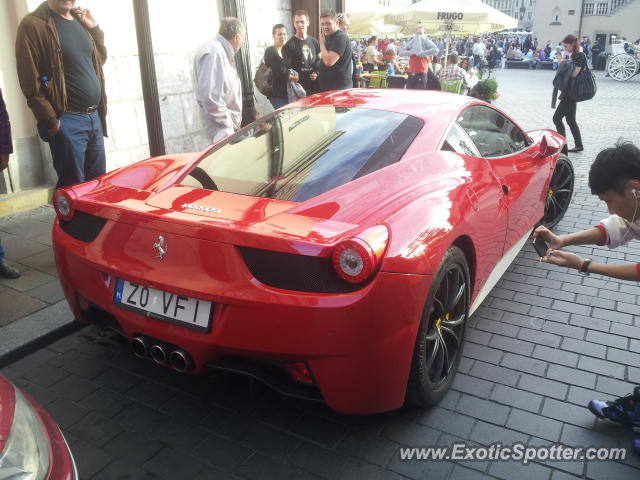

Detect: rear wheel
[541, 154, 574, 229]
[406, 246, 470, 407]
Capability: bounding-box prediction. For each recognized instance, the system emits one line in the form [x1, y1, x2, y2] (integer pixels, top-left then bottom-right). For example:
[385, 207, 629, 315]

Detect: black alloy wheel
[541, 154, 574, 229]
[407, 246, 470, 407]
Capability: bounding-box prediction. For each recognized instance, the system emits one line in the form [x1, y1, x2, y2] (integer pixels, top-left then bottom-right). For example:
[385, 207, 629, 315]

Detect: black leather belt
[67, 105, 98, 114]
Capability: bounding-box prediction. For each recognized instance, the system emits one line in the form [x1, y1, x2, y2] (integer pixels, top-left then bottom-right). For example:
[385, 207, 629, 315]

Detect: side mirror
[538, 134, 560, 157]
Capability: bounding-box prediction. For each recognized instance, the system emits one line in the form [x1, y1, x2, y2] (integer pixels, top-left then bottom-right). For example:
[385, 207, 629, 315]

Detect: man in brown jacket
[16, 0, 108, 188]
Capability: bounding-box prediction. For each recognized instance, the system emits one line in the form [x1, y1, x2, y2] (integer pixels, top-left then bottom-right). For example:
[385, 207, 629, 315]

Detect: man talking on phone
[16, 0, 108, 188]
[318, 9, 353, 92]
[534, 140, 640, 451]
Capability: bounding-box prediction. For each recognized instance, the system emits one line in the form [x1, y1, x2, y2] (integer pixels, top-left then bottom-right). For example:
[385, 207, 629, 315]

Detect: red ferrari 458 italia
[52, 89, 572, 414]
[0, 374, 77, 479]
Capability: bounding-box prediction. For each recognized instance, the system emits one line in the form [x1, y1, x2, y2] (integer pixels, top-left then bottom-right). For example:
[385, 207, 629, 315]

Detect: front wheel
[406, 245, 470, 407]
[541, 154, 574, 229]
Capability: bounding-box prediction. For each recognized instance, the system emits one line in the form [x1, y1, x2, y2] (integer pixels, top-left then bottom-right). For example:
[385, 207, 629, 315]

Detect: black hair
[272, 24, 287, 35]
[589, 139, 640, 195]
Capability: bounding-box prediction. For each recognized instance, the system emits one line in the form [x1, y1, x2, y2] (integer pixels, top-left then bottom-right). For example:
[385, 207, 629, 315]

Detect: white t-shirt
[364, 45, 380, 64]
[472, 42, 486, 56]
[598, 215, 640, 249]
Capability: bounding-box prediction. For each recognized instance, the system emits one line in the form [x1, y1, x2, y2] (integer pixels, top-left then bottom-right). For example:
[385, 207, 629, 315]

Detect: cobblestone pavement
[2, 70, 640, 480]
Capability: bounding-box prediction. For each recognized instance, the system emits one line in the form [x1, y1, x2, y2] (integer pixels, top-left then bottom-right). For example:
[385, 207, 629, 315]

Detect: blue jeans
[0, 236, 4, 261]
[37, 110, 106, 188]
[406, 72, 427, 90]
[269, 98, 288, 109]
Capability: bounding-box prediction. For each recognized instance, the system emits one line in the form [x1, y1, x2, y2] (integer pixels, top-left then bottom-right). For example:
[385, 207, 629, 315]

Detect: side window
[442, 123, 481, 157]
[457, 106, 528, 158]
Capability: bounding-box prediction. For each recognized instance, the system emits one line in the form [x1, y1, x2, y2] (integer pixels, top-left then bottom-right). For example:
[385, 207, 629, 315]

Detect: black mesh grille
[59, 211, 107, 242]
[238, 247, 362, 293]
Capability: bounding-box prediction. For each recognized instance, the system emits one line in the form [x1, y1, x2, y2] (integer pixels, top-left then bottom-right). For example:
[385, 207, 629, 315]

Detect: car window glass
[181, 107, 423, 202]
[457, 106, 528, 158]
[442, 123, 481, 157]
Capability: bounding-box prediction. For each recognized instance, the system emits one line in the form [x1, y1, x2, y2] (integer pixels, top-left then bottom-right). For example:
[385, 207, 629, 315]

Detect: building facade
[532, 0, 639, 48]
[481, 0, 536, 31]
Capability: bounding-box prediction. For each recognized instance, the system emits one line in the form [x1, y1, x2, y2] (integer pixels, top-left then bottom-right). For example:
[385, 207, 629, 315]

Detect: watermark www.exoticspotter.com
[399, 442, 627, 464]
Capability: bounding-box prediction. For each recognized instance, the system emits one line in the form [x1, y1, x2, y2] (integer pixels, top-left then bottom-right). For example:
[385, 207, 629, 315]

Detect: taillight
[53, 189, 75, 221]
[332, 225, 389, 284]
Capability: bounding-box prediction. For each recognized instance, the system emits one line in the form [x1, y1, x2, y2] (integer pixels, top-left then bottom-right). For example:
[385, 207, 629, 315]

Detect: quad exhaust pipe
[149, 344, 167, 364]
[130, 336, 193, 372]
[131, 336, 148, 358]
[169, 349, 193, 373]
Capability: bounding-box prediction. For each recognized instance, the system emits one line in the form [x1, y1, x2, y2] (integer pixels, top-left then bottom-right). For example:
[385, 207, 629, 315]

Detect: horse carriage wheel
[607, 53, 638, 82]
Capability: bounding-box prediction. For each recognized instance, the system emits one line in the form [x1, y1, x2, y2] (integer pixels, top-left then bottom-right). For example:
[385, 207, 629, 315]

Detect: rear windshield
[180, 106, 423, 202]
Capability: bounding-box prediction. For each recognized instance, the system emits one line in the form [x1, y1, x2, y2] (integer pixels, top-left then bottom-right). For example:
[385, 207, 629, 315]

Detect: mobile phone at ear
[70, 7, 80, 18]
[532, 236, 550, 257]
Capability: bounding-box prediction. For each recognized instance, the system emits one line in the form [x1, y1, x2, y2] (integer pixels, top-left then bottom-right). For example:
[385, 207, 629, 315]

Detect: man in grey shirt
[194, 17, 245, 143]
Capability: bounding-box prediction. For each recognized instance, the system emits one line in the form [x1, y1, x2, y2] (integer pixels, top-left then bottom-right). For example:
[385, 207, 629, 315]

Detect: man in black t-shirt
[318, 10, 353, 92]
[16, 0, 107, 187]
[283, 9, 320, 95]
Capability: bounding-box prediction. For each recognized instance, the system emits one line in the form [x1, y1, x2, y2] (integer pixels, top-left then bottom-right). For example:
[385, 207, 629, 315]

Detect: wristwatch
[579, 258, 592, 275]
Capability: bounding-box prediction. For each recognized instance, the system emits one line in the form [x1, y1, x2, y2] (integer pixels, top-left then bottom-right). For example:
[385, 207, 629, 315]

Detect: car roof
[302, 89, 478, 119]
[294, 89, 484, 149]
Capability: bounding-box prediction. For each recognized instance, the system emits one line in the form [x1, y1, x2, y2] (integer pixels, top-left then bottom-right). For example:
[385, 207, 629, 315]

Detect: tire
[406, 245, 470, 407]
[541, 154, 574, 230]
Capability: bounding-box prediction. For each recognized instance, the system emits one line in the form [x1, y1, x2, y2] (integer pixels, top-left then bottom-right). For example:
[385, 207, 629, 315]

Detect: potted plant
[469, 77, 499, 103]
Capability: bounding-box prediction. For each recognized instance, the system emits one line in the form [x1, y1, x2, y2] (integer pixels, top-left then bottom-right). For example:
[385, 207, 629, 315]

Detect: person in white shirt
[193, 17, 245, 143]
[535, 140, 640, 280]
[362, 36, 384, 72]
[458, 56, 478, 89]
[471, 37, 486, 69]
[513, 47, 524, 60]
[535, 140, 640, 450]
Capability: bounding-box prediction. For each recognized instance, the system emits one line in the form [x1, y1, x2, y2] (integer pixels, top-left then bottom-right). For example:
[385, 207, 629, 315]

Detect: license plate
[114, 279, 212, 331]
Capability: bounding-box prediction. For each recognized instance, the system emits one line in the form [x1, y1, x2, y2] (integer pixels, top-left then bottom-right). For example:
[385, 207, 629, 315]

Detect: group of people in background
[194, 9, 356, 142]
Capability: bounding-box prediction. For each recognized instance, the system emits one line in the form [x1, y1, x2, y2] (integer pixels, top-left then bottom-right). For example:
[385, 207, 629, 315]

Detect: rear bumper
[53, 225, 432, 414]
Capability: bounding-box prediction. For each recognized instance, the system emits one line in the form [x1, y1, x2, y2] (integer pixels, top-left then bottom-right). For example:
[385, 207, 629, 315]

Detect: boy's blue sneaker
[588, 387, 640, 430]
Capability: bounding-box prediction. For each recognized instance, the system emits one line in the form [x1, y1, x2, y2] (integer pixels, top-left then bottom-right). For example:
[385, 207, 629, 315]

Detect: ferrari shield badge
[153, 235, 168, 261]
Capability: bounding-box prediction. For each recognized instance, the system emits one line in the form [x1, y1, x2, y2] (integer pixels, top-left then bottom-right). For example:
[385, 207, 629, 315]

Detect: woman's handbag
[568, 65, 597, 102]
[286, 69, 306, 102]
[287, 81, 306, 103]
[254, 61, 273, 97]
